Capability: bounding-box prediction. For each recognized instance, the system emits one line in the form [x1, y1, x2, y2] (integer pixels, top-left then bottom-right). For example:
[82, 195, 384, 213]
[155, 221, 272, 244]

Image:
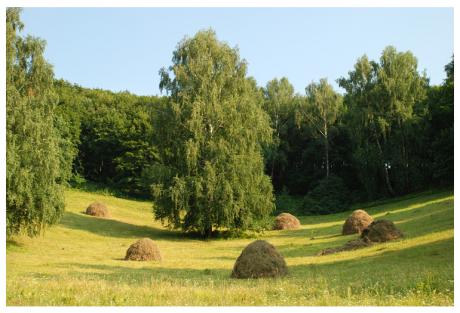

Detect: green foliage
[54, 80, 164, 197]
[7, 15, 452, 225]
[262, 78, 299, 191]
[6, 8, 74, 236]
[422, 58, 454, 186]
[297, 78, 343, 178]
[301, 175, 351, 215]
[262, 79, 295, 172]
[338, 46, 428, 198]
[150, 30, 275, 237]
[274, 188, 304, 215]
[261, 78, 353, 198]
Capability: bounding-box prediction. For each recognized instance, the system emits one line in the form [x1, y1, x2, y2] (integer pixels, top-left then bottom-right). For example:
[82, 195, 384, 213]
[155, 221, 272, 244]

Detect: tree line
[6, 8, 453, 237]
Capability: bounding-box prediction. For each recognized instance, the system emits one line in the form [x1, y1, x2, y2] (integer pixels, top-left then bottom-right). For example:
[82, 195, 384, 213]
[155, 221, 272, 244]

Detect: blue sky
[21, 8, 453, 96]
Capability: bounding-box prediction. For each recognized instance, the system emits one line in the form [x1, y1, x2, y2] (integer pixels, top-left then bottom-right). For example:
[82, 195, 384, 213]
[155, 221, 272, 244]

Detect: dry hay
[318, 220, 403, 256]
[231, 240, 288, 279]
[342, 209, 373, 235]
[85, 202, 110, 218]
[361, 219, 403, 243]
[125, 238, 162, 261]
[317, 239, 372, 256]
[273, 213, 301, 230]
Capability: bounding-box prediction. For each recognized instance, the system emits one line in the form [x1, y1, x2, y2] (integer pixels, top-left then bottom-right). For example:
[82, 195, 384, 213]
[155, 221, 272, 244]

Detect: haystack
[85, 202, 110, 218]
[342, 209, 373, 235]
[361, 220, 403, 243]
[231, 240, 287, 279]
[273, 213, 301, 230]
[125, 238, 162, 261]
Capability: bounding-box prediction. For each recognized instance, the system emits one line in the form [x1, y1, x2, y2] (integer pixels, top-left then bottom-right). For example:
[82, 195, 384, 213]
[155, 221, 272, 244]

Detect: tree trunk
[399, 119, 409, 192]
[376, 137, 395, 196]
[271, 127, 279, 183]
[383, 163, 395, 197]
[324, 123, 330, 178]
[271, 150, 276, 182]
[204, 224, 212, 239]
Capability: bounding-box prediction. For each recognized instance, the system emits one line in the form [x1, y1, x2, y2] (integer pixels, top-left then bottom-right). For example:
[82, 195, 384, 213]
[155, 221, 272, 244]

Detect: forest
[6, 8, 454, 238]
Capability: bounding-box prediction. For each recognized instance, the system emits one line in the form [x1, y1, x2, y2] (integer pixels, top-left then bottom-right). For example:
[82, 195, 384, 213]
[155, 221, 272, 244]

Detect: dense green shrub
[301, 175, 350, 215]
[274, 188, 304, 215]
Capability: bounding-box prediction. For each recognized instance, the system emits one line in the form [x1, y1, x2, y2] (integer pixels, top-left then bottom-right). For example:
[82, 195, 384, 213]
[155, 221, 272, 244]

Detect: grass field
[6, 189, 454, 306]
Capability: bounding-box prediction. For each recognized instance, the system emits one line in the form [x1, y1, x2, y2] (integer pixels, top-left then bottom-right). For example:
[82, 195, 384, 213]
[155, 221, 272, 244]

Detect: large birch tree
[150, 30, 274, 238]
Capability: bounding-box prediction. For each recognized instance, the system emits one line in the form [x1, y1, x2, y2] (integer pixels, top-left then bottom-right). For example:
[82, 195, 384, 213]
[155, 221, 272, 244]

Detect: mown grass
[6, 189, 454, 306]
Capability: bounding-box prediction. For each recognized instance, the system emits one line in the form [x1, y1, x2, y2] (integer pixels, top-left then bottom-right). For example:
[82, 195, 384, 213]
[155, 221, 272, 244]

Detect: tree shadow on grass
[277, 204, 453, 259]
[281, 238, 454, 300]
[33, 262, 232, 284]
[274, 198, 452, 242]
[279, 237, 355, 258]
[287, 237, 454, 278]
[199, 255, 236, 261]
[394, 206, 453, 236]
[60, 212, 184, 241]
[273, 225, 342, 239]
[6, 239, 24, 249]
[29, 238, 453, 289]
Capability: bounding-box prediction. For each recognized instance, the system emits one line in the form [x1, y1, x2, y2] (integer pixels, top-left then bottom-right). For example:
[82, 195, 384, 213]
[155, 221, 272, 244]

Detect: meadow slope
[6, 189, 454, 306]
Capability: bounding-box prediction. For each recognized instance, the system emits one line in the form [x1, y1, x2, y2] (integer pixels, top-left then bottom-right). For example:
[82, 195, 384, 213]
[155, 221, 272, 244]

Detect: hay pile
[318, 219, 403, 256]
[342, 209, 373, 235]
[125, 238, 162, 261]
[273, 213, 301, 230]
[85, 202, 110, 218]
[231, 240, 288, 279]
[317, 239, 372, 256]
[361, 220, 403, 243]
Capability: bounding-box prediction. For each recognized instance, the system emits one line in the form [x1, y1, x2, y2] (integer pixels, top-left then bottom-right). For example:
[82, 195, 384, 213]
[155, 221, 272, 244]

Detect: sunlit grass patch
[6, 189, 454, 306]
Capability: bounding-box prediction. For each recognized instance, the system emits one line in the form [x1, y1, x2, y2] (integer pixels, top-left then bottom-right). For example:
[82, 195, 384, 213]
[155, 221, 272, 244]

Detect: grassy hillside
[6, 189, 454, 306]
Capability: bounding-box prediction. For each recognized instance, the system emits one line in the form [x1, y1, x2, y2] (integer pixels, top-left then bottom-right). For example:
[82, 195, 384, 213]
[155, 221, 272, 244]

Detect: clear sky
[21, 8, 453, 96]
